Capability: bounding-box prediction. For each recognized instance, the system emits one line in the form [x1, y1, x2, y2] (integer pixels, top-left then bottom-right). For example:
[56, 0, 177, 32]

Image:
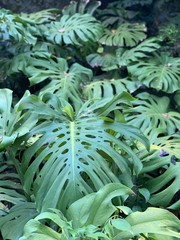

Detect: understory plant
[0, 0, 180, 239]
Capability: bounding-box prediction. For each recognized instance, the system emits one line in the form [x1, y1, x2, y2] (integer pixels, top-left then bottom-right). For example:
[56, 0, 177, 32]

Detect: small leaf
[111, 219, 131, 231]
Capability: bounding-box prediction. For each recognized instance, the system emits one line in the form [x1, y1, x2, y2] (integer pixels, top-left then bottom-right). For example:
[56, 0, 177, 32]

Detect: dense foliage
[0, 0, 180, 239]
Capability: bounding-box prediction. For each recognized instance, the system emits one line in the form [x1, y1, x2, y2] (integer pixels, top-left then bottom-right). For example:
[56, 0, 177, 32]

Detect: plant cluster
[0, 0, 179, 239]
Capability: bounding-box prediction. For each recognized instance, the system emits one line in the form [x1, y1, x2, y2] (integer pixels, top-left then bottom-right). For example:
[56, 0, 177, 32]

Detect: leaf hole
[111, 83, 116, 95]
[100, 85, 104, 97]
[85, 134, 96, 139]
[62, 149, 69, 154]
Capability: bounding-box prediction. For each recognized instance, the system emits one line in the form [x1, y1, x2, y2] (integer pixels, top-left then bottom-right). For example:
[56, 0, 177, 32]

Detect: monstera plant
[0, 0, 180, 239]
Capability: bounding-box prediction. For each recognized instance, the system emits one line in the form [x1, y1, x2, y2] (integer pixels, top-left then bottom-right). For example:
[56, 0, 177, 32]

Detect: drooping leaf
[67, 183, 132, 228]
[7, 53, 92, 111]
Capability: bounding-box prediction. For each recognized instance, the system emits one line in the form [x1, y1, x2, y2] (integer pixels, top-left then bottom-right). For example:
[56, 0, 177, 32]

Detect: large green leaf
[99, 23, 147, 47]
[44, 13, 103, 46]
[125, 93, 180, 137]
[18, 93, 148, 213]
[0, 89, 37, 151]
[108, 207, 180, 240]
[128, 53, 180, 93]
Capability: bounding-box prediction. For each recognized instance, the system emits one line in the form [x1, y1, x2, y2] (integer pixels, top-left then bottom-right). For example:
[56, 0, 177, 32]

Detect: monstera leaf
[0, 9, 37, 44]
[0, 89, 37, 151]
[62, 0, 101, 16]
[17, 93, 148, 213]
[7, 53, 92, 111]
[116, 38, 160, 67]
[86, 50, 118, 70]
[125, 93, 180, 137]
[97, 1, 138, 27]
[20, 9, 60, 24]
[83, 79, 136, 99]
[44, 13, 103, 46]
[128, 53, 180, 93]
[83, 79, 127, 99]
[99, 23, 147, 47]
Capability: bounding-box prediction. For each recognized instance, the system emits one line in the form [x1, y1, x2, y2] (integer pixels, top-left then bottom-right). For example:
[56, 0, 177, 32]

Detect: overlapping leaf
[86, 51, 118, 71]
[83, 79, 136, 99]
[0, 152, 25, 207]
[0, 89, 37, 151]
[138, 134, 180, 173]
[20, 9, 60, 24]
[0, 202, 37, 240]
[135, 134, 180, 209]
[116, 38, 160, 67]
[20, 186, 180, 240]
[62, 0, 101, 16]
[0, 9, 37, 44]
[67, 183, 132, 228]
[45, 13, 103, 46]
[97, 1, 138, 27]
[107, 207, 180, 239]
[145, 162, 180, 208]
